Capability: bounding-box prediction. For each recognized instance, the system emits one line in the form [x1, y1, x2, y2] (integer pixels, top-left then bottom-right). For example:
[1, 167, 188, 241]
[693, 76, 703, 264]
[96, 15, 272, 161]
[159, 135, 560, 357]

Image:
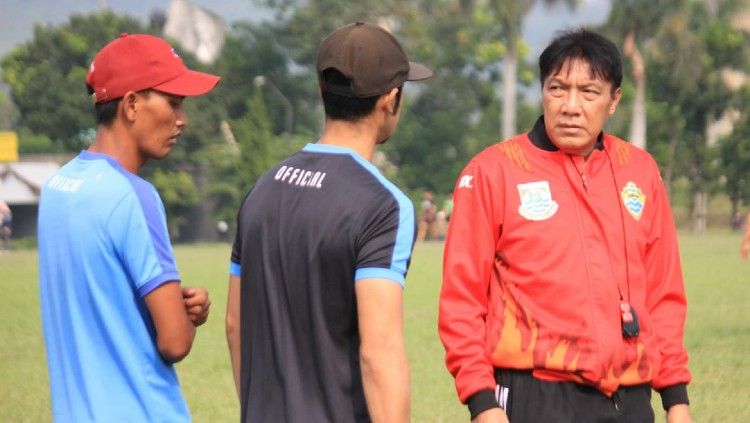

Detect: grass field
[1, 231, 749, 422]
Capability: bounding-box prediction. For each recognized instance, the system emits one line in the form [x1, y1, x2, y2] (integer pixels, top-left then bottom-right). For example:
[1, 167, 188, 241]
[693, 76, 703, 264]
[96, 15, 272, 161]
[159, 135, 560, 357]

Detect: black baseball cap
[316, 22, 433, 98]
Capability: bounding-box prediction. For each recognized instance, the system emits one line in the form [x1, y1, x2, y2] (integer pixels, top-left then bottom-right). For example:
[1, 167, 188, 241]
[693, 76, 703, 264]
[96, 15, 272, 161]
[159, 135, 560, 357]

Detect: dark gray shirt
[230, 143, 416, 422]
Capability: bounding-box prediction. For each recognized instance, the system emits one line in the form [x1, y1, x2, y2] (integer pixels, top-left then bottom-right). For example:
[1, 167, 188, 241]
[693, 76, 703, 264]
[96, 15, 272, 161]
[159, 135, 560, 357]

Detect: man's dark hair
[87, 84, 120, 125]
[86, 85, 155, 125]
[320, 69, 402, 121]
[539, 28, 622, 91]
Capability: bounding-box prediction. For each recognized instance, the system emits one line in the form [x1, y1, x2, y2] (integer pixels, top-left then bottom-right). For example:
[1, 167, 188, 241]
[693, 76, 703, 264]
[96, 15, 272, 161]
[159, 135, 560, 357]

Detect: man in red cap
[227, 22, 431, 423]
[38, 34, 220, 422]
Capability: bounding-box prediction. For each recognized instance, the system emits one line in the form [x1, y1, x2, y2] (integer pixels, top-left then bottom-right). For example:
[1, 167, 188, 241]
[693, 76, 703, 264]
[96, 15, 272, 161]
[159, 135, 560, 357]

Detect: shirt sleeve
[109, 185, 180, 298]
[230, 187, 254, 277]
[643, 157, 692, 392]
[229, 225, 242, 277]
[354, 193, 416, 287]
[438, 158, 504, 406]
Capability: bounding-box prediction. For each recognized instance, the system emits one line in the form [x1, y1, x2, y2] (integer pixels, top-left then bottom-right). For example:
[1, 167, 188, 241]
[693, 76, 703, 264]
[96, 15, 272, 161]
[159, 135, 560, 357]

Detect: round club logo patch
[621, 181, 645, 220]
[517, 181, 558, 221]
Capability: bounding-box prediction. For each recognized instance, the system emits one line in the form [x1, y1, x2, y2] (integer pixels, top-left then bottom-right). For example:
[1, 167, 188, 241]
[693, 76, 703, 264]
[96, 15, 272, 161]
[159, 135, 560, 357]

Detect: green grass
[1, 232, 749, 422]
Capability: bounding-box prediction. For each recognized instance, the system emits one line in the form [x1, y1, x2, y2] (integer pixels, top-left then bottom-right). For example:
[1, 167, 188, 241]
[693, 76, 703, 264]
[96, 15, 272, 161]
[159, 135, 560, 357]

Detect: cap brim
[153, 69, 221, 97]
[407, 61, 433, 81]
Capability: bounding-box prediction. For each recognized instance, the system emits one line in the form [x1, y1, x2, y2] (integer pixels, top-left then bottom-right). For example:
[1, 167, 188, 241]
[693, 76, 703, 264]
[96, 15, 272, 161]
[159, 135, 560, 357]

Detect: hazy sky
[524, 0, 610, 55]
[0, 0, 609, 58]
[0, 0, 269, 56]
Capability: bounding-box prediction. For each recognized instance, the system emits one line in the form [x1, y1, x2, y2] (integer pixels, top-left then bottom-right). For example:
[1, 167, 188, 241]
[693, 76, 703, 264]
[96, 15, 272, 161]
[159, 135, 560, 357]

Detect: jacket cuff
[467, 389, 499, 420]
[658, 383, 689, 410]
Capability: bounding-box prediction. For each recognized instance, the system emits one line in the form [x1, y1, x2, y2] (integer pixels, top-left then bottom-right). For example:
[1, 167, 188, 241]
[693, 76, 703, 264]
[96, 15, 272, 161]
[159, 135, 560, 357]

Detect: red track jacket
[439, 122, 691, 409]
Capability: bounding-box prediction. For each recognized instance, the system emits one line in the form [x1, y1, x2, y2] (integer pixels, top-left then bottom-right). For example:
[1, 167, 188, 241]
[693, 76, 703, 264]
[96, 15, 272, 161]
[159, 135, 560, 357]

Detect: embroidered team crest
[621, 181, 646, 220]
[517, 181, 558, 221]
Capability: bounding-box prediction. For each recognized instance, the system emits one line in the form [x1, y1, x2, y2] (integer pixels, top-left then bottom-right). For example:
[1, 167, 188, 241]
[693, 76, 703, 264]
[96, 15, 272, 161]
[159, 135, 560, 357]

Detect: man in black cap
[226, 22, 432, 423]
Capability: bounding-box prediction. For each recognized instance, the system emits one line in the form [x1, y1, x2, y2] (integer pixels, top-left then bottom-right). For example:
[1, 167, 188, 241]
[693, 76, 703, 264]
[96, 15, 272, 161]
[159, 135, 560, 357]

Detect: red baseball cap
[86, 33, 220, 103]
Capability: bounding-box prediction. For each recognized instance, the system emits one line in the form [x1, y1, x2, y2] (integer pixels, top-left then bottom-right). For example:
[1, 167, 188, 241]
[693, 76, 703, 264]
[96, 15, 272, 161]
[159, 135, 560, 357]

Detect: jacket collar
[527, 116, 604, 152]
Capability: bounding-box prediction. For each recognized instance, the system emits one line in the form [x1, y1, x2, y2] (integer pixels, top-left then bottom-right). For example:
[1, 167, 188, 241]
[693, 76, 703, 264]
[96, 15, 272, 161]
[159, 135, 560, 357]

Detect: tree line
[1, 0, 749, 239]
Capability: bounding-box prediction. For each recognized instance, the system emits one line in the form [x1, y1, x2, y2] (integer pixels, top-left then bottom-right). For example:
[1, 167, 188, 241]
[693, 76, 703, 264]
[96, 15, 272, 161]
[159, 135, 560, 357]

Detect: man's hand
[471, 408, 509, 423]
[741, 242, 749, 260]
[145, 282, 195, 363]
[182, 286, 211, 326]
[666, 404, 691, 423]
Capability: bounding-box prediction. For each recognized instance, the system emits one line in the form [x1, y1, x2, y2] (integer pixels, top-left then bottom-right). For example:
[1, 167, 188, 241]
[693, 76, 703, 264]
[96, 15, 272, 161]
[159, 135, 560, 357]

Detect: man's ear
[381, 87, 400, 116]
[121, 91, 139, 122]
[609, 87, 623, 115]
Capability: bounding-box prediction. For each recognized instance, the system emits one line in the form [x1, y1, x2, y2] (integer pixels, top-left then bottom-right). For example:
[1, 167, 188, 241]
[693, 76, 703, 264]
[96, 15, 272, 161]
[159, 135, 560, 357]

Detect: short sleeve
[109, 185, 180, 298]
[229, 187, 254, 277]
[354, 194, 416, 287]
[229, 226, 242, 276]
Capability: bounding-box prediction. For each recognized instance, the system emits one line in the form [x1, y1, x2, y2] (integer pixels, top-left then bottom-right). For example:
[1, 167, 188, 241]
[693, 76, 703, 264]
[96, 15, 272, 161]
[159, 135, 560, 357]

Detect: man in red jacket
[438, 29, 691, 423]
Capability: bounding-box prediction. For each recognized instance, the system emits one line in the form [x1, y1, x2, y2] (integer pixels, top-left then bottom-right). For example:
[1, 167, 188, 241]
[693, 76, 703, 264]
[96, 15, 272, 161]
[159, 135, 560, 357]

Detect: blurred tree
[149, 168, 200, 238]
[0, 91, 18, 130]
[0, 12, 151, 149]
[204, 90, 285, 231]
[492, 0, 579, 139]
[644, 0, 748, 231]
[383, 0, 507, 195]
[256, 0, 406, 65]
[719, 102, 750, 216]
[393, 0, 519, 195]
[0, 11, 261, 241]
[197, 21, 308, 236]
[135, 19, 311, 241]
[715, 0, 750, 215]
[139, 84, 228, 241]
[253, 0, 518, 195]
[16, 131, 65, 154]
[212, 22, 318, 134]
[635, 4, 703, 194]
[605, 0, 685, 150]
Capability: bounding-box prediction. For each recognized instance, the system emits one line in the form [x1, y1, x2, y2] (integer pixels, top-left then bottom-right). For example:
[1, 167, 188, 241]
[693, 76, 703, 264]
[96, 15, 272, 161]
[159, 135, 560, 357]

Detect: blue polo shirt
[38, 151, 189, 422]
